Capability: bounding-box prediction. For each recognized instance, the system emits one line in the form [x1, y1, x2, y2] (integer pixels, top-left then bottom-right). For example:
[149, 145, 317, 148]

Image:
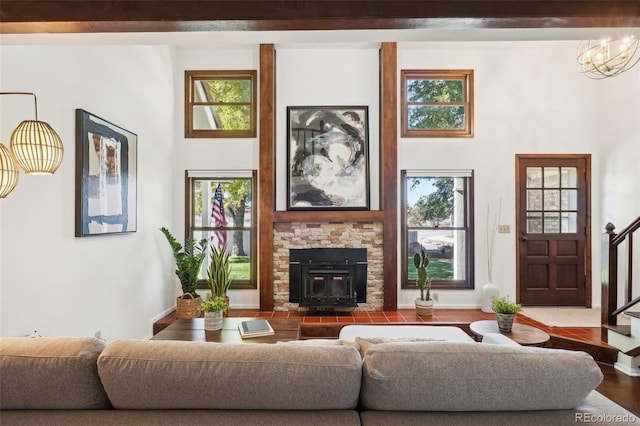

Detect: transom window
[401, 170, 475, 289]
[185, 70, 257, 138]
[186, 170, 257, 289]
[401, 69, 474, 138]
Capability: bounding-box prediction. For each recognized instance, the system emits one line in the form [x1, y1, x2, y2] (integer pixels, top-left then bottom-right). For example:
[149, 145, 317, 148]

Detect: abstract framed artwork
[75, 109, 137, 237]
[287, 106, 370, 210]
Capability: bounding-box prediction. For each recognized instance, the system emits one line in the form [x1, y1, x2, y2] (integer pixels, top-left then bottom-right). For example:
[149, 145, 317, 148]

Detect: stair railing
[602, 216, 640, 338]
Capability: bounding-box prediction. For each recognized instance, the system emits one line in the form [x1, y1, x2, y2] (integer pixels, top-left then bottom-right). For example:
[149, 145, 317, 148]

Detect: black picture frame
[75, 109, 137, 237]
[286, 106, 370, 211]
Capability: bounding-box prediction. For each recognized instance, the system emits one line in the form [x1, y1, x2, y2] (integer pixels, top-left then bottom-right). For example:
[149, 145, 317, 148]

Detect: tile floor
[226, 308, 603, 345]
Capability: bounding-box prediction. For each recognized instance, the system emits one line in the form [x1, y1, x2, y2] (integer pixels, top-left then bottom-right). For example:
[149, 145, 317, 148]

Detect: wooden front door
[516, 154, 591, 306]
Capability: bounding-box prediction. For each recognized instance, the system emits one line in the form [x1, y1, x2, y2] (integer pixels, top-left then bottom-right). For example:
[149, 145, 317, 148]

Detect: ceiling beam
[2, 1, 640, 34]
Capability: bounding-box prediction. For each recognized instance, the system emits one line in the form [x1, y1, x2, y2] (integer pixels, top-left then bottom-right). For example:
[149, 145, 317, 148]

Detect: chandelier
[0, 92, 64, 198]
[577, 36, 640, 79]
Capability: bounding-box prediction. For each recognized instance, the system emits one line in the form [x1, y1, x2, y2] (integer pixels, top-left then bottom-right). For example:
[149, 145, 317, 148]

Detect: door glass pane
[527, 212, 542, 233]
[561, 213, 578, 233]
[561, 167, 577, 188]
[544, 190, 560, 210]
[527, 190, 542, 210]
[526, 167, 542, 188]
[544, 212, 560, 233]
[544, 167, 560, 188]
[561, 190, 577, 210]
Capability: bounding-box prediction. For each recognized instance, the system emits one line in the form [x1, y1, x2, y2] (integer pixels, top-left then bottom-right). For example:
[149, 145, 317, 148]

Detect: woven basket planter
[176, 293, 201, 319]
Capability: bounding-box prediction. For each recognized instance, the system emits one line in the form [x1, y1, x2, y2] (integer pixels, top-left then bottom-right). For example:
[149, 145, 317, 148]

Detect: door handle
[520, 233, 528, 242]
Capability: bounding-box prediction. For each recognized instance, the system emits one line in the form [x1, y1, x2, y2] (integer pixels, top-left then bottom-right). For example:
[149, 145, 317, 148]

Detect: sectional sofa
[0, 335, 636, 425]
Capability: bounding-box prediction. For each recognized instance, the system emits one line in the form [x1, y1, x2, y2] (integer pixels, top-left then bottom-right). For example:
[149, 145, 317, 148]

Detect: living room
[0, 2, 639, 345]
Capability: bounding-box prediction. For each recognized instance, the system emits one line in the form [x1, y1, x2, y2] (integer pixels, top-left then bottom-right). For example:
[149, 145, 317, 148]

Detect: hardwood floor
[596, 362, 640, 416]
[154, 308, 640, 416]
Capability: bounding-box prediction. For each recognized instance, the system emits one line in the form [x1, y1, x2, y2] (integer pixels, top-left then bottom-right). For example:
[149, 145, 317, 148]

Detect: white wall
[0, 45, 176, 339]
[397, 41, 637, 308]
[597, 68, 640, 304]
[1, 38, 638, 330]
[171, 44, 380, 308]
[172, 46, 260, 308]
[275, 45, 381, 211]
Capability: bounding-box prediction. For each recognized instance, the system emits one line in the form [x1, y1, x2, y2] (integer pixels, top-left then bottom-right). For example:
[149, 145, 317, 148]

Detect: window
[187, 170, 257, 289]
[401, 170, 474, 289]
[185, 70, 257, 138]
[525, 166, 579, 233]
[401, 69, 474, 138]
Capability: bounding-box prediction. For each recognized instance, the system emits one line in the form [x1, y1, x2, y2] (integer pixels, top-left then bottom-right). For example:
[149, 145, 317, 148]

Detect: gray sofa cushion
[97, 340, 362, 410]
[0, 337, 110, 410]
[360, 341, 603, 411]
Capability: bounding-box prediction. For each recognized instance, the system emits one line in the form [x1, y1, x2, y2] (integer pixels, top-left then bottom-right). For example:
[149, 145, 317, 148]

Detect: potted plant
[207, 243, 232, 312]
[491, 296, 522, 332]
[160, 227, 208, 319]
[414, 245, 433, 317]
[200, 296, 229, 331]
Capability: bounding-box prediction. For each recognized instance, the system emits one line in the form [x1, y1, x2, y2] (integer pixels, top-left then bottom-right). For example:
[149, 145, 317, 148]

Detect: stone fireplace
[273, 221, 384, 311]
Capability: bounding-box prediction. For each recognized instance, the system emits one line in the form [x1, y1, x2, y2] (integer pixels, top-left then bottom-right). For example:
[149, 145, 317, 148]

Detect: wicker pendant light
[1, 92, 64, 178]
[10, 119, 64, 174]
[0, 142, 19, 198]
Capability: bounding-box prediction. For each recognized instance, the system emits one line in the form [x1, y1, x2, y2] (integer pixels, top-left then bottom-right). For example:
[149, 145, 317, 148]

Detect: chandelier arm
[0, 92, 38, 120]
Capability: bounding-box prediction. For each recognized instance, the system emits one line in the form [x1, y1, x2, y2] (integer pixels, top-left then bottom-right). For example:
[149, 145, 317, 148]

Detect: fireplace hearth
[289, 248, 367, 310]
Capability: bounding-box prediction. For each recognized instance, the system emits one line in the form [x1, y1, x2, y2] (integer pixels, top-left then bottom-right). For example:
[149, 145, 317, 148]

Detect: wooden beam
[258, 43, 276, 311]
[380, 42, 398, 311]
[2, 1, 640, 33]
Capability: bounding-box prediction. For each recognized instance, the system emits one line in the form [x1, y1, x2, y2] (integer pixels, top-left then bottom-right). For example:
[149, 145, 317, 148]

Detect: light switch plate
[498, 225, 510, 234]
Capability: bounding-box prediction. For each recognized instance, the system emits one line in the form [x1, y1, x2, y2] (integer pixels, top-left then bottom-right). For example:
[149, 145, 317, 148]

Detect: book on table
[238, 319, 274, 338]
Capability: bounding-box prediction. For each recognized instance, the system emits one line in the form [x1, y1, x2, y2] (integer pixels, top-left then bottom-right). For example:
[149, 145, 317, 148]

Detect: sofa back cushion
[97, 340, 362, 410]
[0, 337, 110, 410]
[360, 341, 603, 411]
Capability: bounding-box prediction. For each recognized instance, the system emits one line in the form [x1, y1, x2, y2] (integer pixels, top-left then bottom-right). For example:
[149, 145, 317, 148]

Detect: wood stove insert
[289, 248, 367, 310]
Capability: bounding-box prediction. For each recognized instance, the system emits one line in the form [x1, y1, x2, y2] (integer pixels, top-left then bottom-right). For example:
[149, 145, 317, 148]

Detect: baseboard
[146, 306, 177, 339]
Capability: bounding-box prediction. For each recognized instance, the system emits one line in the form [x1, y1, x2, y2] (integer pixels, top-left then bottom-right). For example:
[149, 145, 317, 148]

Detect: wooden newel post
[601, 223, 617, 341]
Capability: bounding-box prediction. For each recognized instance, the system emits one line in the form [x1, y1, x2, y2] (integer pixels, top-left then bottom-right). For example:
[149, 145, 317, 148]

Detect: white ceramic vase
[204, 311, 223, 331]
[480, 282, 499, 313]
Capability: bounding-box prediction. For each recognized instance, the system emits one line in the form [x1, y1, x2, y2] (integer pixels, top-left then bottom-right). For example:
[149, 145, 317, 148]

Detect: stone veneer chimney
[273, 221, 384, 311]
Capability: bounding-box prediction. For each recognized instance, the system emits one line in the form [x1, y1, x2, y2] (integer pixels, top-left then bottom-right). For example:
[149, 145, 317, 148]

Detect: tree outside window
[402, 171, 475, 289]
[187, 171, 257, 289]
[185, 70, 257, 138]
[401, 69, 474, 138]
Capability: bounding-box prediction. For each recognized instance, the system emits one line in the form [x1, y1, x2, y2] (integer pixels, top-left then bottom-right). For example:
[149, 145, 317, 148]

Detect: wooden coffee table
[469, 320, 550, 346]
[151, 317, 300, 343]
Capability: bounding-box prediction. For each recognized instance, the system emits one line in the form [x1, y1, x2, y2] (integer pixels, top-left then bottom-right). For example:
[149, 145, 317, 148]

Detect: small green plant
[200, 296, 229, 313]
[491, 296, 522, 314]
[413, 245, 432, 301]
[207, 243, 232, 298]
[160, 227, 207, 298]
